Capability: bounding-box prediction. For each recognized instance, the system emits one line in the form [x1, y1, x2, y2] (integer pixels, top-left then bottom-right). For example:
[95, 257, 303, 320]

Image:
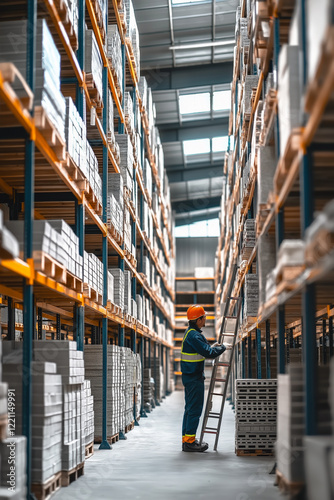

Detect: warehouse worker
[181, 305, 226, 452]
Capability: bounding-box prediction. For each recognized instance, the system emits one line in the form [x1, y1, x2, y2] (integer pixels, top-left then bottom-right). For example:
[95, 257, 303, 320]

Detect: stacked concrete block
[135, 355, 142, 420]
[108, 173, 124, 209]
[243, 274, 259, 318]
[107, 194, 123, 234]
[0, 436, 27, 499]
[83, 380, 94, 446]
[0, 19, 66, 139]
[107, 271, 114, 304]
[136, 294, 143, 323]
[124, 0, 140, 75]
[242, 219, 256, 259]
[124, 92, 135, 139]
[278, 45, 301, 156]
[277, 364, 331, 483]
[83, 252, 103, 297]
[47, 219, 83, 279]
[108, 268, 124, 310]
[86, 141, 102, 206]
[305, 199, 334, 263]
[235, 379, 277, 452]
[124, 270, 132, 315]
[33, 341, 86, 471]
[0, 210, 19, 260]
[143, 368, 154, 413]
[138, 76, 148, 111]
[65, 97, 87, 177]
[243, 76, 259, 118]
[122, 348, 136, 427]
[258, 233, 276, 307]
[115, 133, 134, 191]
[85, 29, 103, 102]
[107, 25, 123, 98]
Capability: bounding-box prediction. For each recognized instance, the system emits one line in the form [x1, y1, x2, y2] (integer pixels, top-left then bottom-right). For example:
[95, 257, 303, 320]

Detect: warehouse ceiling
[133, 0, 237, 226]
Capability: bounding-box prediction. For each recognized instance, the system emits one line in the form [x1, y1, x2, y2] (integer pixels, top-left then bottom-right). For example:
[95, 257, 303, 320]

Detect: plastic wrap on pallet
[144, 159, 153, 200]
[306, 0, 333, 84]
[107, 194, 123, 235]
[108, 172, 124, 208]
[0, 19, 66, 139]
[243, 75, 259, 117]
[85, 29, 103, 102]
[123, 206, 132, 252]
[278, 44, 301, 156]
[108, 270, 114, 304]
[83, 380, 95, 445]
[257, 145, 276, 206]
[136, 294, 143, 323]
[107, 25, 123, 97]
[277, 239, 305, 272]
[107, 89, 115, 146]
[124, 270, 131, 315]
[0, 214, 19, 260]
[65, 97, 87, 177]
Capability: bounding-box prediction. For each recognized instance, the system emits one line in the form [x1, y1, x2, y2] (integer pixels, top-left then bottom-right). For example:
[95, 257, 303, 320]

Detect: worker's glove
[211, 342, 221, 348]
[224, 343, 233, 350]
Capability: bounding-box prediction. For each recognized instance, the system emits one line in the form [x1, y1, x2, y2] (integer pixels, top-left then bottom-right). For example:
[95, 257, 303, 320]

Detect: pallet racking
[0, 0, 175, 495]
[216, 0, 334, 483]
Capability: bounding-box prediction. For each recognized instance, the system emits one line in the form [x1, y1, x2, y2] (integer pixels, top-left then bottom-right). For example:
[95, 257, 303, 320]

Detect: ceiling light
[170, 40, 235, 50]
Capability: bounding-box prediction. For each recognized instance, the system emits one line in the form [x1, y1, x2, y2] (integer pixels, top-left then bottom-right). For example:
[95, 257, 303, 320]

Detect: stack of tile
[122, 348, 136, 427]
[83, 380, 94, 446]
[33, 341, 86, 471]
[86, 141, 102, 206]
[124, 0, 140, 76]
[107, 271, 114, 304]
[0, 436, 27, 499]
[107, 194, 123, 234]
[242, 219, 256, 260]
[85, 29, 103, 102]
[139, 76, 148, 111]
[65, 97, 87, 177]
[131, 299, 137, 320]
[123, 206, 132, 253]
[83, 253, 103, 297]
[0, 19, 66, 139]
[0, 211, 19, 260]
[278, 45, 301, 156]
[124, 92, 135, 139]
[2, 345, 63, 484]
[124, 270, 132, 316]
[108, 268, 124, 310]
[85, 345, 120, 440]
[235, 379, 277, 453]
[6, 220, 83, 279]
[277, 364, 331, 484]
[137, 294, 144, 323]
[257, 145, 276, 207]
[143, 368, 154, 413]
[258, 233, 276, 307]
[243, 274, 259, 318]
[115, 133, 134, 191]
[107, 25, 123, 98]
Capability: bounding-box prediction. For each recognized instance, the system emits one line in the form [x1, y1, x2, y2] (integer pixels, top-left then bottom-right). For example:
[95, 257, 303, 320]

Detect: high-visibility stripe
[181, 328, 205, 363]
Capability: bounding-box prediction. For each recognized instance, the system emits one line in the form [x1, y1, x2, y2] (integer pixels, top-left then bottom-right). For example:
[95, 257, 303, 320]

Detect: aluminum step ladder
[199, 265, 242, 451]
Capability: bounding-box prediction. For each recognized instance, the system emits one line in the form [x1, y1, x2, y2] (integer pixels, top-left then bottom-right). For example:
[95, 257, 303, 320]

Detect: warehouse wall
[176, 237, 217, 275]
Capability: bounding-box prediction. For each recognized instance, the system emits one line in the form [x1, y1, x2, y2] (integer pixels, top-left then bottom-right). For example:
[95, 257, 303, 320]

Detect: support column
[322, 319, 327, 365]
[7, 298, 15, 342]
[329, 313, 333, 358]
[56, 314, 61, 341]
[241, 339, 246, 379]
[247, 334, 252, 378]
[265, 320, 271, 379]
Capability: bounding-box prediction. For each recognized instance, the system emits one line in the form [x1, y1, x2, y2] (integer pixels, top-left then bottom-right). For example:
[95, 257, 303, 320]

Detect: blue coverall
[181, 324, 226, 443]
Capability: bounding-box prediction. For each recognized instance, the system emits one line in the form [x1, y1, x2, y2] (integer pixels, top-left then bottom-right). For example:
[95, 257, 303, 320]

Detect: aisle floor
[54, 390, 281, 500]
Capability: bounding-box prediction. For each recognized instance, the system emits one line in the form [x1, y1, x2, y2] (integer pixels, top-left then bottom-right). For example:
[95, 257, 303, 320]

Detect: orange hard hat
[187, 305, 206, 321]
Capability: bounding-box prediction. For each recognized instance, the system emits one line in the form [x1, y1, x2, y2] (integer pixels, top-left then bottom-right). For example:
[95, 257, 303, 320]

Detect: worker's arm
[188, 332, 226, 359]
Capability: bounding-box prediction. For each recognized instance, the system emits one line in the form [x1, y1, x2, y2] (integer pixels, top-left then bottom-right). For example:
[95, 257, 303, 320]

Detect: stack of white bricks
[65, 97, 87, 177]
[243, 274, 259, 318]
[85, 29, 103, 102]
[83, 252, 103, 297]
[107, 25, 123, 98]
[235, 379, 277, 453]
[109, 268, 124, 311]
[0, 436, 27, 499]
[83, 380, 94, 446]
[115, 133, 133, 192]
[86, 141, 102, 207]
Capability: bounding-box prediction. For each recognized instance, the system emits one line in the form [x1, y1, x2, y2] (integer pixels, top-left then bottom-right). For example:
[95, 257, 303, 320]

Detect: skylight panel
[172, 0, 206, 4]
[212, 136, 229, 152]
[179, 92, 210, 115]
[213, 90, 231, 111]
[183, 138, 210, 156]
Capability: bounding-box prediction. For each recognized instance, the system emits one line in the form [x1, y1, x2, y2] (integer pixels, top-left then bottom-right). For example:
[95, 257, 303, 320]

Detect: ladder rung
[203, 430, 218, 435]
[208, 412, 220, 416]
[208, 415, 220, 419]
[225, 315, 237, 319]
[216, 362, 230, 367]
[213, 378, 226, 382]
[222, 333, 234, 337]
[212, 392, 223, 396]
[205, 427, 219, 431]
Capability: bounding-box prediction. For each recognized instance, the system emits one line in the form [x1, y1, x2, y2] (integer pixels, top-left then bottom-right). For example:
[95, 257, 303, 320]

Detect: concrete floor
[54, 390, 282, 500]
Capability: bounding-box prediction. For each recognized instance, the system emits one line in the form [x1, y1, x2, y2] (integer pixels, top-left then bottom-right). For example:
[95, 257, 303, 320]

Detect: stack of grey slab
[124, 92, 135, 138]
[257, 145, 276, 207]
[83, 379, 94, 446]
[242, 219, 256, 259]
[119, 348, 126, 432]
[86, 141, 102, 207]
[278, 44, 301, 156]
[143, 256, 151, 287]
[33, 341, 86, 472]
[136, 294, 143, 323]
[243, 274, 259, 317]
[5, 219, 83, 279]
[107, 25, 123, 97]
[277, 363, 331, 484]
[108, 268, 124, 311]
[0, 19, 66, 140]
[123, 206, 132, 253]
[124, 270, 132, 315]
[131, 299, 137, 320]
[83, 252, 103, 297]
[107, 271, 114, 304]
[139, 76, 148, 111]
[2, 344, 63, 485]
[122, 348, 136, 427]
[235, 379, 277, 453]
[124, 0, 140, 75]
[85, 345, 120, 440]
[143, 368, 154, 413]
[0, 210, 19, 260]
[0, 436, 27, 499]
[243, 76, 259, 118]
[258, 233, 276, 307]
[107, 194, 123, 234]
[115, 133, 134, 191]
[65, 97, 87, 177]
[84, 29, 103, 102]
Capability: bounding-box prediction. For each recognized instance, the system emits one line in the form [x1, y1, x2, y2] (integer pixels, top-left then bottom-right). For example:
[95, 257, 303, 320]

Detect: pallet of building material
[125, 420, 135, 433]
[85, 179, 103, 216]
[305, 228, 334, 265]
[34, 105, 66, 161]
[275, 469, 305, 498]
[236, 448, 274, 457]
[61, 461, 84, 487]
[31, 471, 62, 500]
[0, 62, 33, 110]
[53, 0, 78, 50]
[65, 269, 83, 293]
[86, 0, 106, 43]
[85, 441, 94, 460]
[94, 433, 119, 445]
[33, 250, 67, 284]
[273, 128, 302, 194]
[62, 152, 87, 191]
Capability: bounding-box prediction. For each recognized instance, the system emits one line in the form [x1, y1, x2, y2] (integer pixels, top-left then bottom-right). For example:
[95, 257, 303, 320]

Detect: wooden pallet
[61, 462, 84, 487]
[62, 153, 87, 191]
[85, 181, 102, 216]
[276, 469, 305, 498]
[94, 433, 119, 445]
[85, 441, 94, 459]
[83, 285, 103, 305]
[305, 229, 334, 265]
[33, 251, 66, 284]
[236, 448, 274, 457]
[125, 421, 135, 433]
[0, 62, 33, 110]
[34, 106, 66, 161]
[85, 73, 103, 114]
[0, 413, 8, 440]
[87, 0, 106, 43]
[54, 0, 78, 50]
[65, 270, 83, 293]
[31, 472, 62, 500]
[276, 265, 305, 284]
